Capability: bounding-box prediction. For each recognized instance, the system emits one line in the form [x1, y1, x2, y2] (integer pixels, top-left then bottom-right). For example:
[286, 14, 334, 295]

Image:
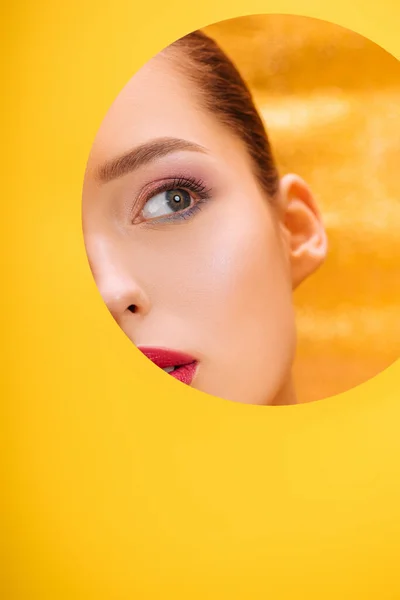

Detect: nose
[100, 270, 151, 325]
[94, 259, 151, 326]
[85, 233, 151, 328]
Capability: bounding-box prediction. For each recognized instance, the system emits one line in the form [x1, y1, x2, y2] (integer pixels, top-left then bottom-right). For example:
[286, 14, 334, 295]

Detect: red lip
[137, 347, 198, 386]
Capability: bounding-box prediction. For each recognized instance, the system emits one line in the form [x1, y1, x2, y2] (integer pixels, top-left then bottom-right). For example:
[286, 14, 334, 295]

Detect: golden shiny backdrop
[205, 15, 400, 403]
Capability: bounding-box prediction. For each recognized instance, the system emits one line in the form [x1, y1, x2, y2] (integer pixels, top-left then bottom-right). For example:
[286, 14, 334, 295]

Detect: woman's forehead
[90, 59, 191, 154]
[87, 55, 244, 170]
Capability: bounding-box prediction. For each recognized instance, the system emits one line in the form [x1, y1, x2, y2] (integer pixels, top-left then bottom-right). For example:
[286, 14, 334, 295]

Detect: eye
[142, 188, 193, 220]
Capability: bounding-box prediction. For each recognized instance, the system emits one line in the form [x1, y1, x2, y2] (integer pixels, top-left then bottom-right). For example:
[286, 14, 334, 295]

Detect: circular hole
[82, 14, 400, 405]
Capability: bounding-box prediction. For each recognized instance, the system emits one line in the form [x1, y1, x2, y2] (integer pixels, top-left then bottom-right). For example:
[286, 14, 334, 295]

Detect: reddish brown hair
[167, 30, 280, 198]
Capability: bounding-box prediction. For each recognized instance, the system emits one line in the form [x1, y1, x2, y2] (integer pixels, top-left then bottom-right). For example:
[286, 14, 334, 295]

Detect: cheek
[199, 204, 292, 337]
[138, 196, 293, 351]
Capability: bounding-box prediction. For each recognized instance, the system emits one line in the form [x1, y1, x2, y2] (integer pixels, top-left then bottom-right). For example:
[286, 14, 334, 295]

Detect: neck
[271, 375, 297, 406]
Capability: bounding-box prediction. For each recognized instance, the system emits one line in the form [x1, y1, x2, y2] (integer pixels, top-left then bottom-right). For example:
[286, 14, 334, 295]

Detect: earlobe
[279, 174, 328, 288]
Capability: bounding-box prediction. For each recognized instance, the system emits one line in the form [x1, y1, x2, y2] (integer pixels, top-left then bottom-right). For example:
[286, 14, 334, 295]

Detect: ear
[278, 174, 327, 289]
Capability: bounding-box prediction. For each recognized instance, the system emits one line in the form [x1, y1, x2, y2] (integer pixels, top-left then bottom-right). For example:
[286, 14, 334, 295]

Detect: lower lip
[168, 362, 198, 385]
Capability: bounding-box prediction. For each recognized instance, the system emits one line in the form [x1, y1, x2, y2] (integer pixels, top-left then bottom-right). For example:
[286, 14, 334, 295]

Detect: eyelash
[134, 175, 212, 225]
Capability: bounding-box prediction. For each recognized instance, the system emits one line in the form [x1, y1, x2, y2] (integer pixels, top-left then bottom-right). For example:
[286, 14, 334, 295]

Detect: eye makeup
[131, 174, 213, 225]
[102, 150, 222, 228]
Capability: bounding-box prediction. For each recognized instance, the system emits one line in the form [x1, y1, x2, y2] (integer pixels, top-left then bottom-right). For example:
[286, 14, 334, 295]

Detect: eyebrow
[96, 137, 208, 183]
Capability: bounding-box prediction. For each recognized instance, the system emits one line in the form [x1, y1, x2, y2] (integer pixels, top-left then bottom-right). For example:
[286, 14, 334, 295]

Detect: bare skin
[82, 52, 327, 405]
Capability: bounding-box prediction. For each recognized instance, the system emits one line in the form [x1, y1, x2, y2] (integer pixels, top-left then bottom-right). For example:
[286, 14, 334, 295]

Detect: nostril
[127, 304, 137, 314]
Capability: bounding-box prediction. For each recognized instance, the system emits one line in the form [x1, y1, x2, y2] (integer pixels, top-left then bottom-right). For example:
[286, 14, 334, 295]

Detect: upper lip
[137, 346, 197, 368]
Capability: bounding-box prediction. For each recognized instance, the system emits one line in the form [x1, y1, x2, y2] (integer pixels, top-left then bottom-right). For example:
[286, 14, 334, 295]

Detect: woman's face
[83, 53, 304, 405]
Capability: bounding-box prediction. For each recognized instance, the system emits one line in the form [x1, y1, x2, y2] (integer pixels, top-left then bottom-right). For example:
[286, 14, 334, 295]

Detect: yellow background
[3, 1, 400, 599]
[205, 15, 400, 402]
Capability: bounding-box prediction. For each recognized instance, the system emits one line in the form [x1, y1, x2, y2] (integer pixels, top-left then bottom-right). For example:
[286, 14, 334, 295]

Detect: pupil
[167, 189, 191, 212]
